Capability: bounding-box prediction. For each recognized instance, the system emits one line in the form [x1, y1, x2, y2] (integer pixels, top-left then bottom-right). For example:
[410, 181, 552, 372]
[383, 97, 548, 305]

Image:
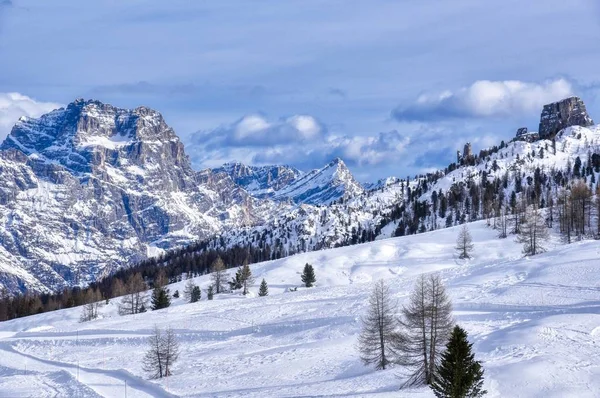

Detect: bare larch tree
[358, 279, 400, 370]
[143, 325, 180, 379]
[210, 257, 228, 294]
[118, 273, 148, 315]
[517, 205, 550, 256]
[455, 224, 474, 259]
[394, 274, 453, 387]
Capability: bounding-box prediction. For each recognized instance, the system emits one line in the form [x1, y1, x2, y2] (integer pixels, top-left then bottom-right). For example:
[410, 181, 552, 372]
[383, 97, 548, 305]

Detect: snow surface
[0, 221, 599, 397]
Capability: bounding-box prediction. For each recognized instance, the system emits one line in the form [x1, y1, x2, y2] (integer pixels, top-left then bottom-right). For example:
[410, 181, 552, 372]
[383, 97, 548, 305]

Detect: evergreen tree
[190, 286, 201, 302]
[301, 263, 316, 287]
[183, 278, 197, 302]
[430, 325, 487, 398]
[258, 279, 269, 297]
[172, 290, 179, 299]
[151, 280, 171, 311]
[240, 263, 255, 295]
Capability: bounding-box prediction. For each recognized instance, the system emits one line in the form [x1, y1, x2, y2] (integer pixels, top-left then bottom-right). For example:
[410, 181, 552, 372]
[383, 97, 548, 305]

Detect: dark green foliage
[430, 325, 486, 398]
[228, 267, 243, 290]
[258, 279, 268, 297]
[301, 263, 316, 287]
[191, 286, 201, 302]
[151, 287, 171, 310]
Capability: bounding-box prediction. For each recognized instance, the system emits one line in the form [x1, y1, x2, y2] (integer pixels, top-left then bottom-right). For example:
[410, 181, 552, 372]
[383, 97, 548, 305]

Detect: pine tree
[430, 325, 487, 398]
[183, 278, 197, 302]
[455, 225, 474, 259]
[191, 286, 201, 302]
[228, 267, 243, 291]
[258, 279, 269, 297]
[240, 263, 255, 295]
[301, 263, 316, 287]
[151, 287, 171, 310]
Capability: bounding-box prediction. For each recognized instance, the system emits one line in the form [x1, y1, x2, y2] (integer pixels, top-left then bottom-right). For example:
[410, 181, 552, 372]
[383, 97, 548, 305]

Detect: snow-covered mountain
[0, 99, 285, 293]
[0, 96, 597, 294]
[1, 220, 599, 397]
[214, 158, 364, 205]
[212, 162, 302, 198]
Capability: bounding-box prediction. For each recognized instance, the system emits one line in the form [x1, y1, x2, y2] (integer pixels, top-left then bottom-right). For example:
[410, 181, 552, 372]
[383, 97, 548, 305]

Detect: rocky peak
[538, 96, 594, 139]
[272, 158, 364, 205]
[213, 162, 302, 196]
[2, 98, 190, 176]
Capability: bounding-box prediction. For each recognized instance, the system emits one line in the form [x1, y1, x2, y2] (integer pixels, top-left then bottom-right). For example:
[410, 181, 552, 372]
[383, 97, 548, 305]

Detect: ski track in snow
[0, 220, 599, 397]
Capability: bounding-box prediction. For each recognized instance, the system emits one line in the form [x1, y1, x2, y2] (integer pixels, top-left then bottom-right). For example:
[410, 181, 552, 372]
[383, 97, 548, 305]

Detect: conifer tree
[191, 286, 201, 302]
[151, 273, 171, 310]
[258, 279, 269, 297]
[430, 325, 486, 398]
[240, 263, 255, 295]
[151, 286, 171, 310]
[301, 263, 316, 287]
[183, 278, 197, 302]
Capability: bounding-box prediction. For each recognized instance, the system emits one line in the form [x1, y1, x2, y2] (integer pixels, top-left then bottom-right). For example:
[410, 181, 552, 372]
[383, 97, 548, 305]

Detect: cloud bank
[0, 93, 62, 139]
[187, 115, 410, 172]
[392, 79, 574, 122]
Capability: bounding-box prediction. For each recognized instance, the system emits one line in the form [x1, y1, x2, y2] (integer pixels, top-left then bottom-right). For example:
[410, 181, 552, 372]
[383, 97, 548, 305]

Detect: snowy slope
[0, 221, 598, 397]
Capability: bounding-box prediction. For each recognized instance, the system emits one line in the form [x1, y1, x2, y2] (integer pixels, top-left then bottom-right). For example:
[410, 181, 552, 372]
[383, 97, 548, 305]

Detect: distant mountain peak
[213, 157, 363, 205]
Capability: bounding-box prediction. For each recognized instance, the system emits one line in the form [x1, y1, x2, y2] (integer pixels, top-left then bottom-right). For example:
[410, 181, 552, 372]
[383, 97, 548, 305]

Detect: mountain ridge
[0, 96, 597, 294]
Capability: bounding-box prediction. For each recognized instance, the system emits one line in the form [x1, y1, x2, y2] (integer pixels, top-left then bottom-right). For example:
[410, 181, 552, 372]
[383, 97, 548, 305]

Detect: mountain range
[0, 96, 596, 294]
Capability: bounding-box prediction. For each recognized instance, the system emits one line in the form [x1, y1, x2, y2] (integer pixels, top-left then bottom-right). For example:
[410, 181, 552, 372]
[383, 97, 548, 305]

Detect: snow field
[0, 220, 598, 397]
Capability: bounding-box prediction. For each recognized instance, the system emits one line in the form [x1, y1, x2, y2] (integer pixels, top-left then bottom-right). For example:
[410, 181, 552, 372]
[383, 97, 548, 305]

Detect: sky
[1, 0, 600, 182]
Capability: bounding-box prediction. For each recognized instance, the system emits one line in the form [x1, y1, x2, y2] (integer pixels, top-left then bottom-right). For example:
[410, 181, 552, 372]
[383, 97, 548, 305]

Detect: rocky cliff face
[0, 99, 275, 293]
[538, 96, 594, 139]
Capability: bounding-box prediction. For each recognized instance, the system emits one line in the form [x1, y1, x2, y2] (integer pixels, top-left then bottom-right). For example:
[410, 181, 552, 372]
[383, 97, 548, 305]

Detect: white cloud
[393, 79, 574, 121]
[195, 113, 325, 149]
[0, 93, 61, 139]
[187, 112, 410, 172]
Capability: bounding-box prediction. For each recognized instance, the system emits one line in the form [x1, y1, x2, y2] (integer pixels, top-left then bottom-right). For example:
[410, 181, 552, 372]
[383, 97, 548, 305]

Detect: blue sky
[1, 0, 599, 181]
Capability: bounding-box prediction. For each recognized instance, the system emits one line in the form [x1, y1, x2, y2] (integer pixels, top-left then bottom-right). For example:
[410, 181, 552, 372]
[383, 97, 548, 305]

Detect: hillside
[0, 221, 598, 397]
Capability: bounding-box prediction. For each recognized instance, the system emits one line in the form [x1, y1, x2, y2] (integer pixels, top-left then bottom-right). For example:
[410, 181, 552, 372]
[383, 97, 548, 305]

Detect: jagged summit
[2, 99, 186, 175]
[271, 157, 364, 205]
[213, 157, 363, 205]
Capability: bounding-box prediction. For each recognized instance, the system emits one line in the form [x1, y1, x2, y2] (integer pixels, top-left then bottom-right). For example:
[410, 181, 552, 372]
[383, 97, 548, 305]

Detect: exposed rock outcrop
[538, 97, 594, 139]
